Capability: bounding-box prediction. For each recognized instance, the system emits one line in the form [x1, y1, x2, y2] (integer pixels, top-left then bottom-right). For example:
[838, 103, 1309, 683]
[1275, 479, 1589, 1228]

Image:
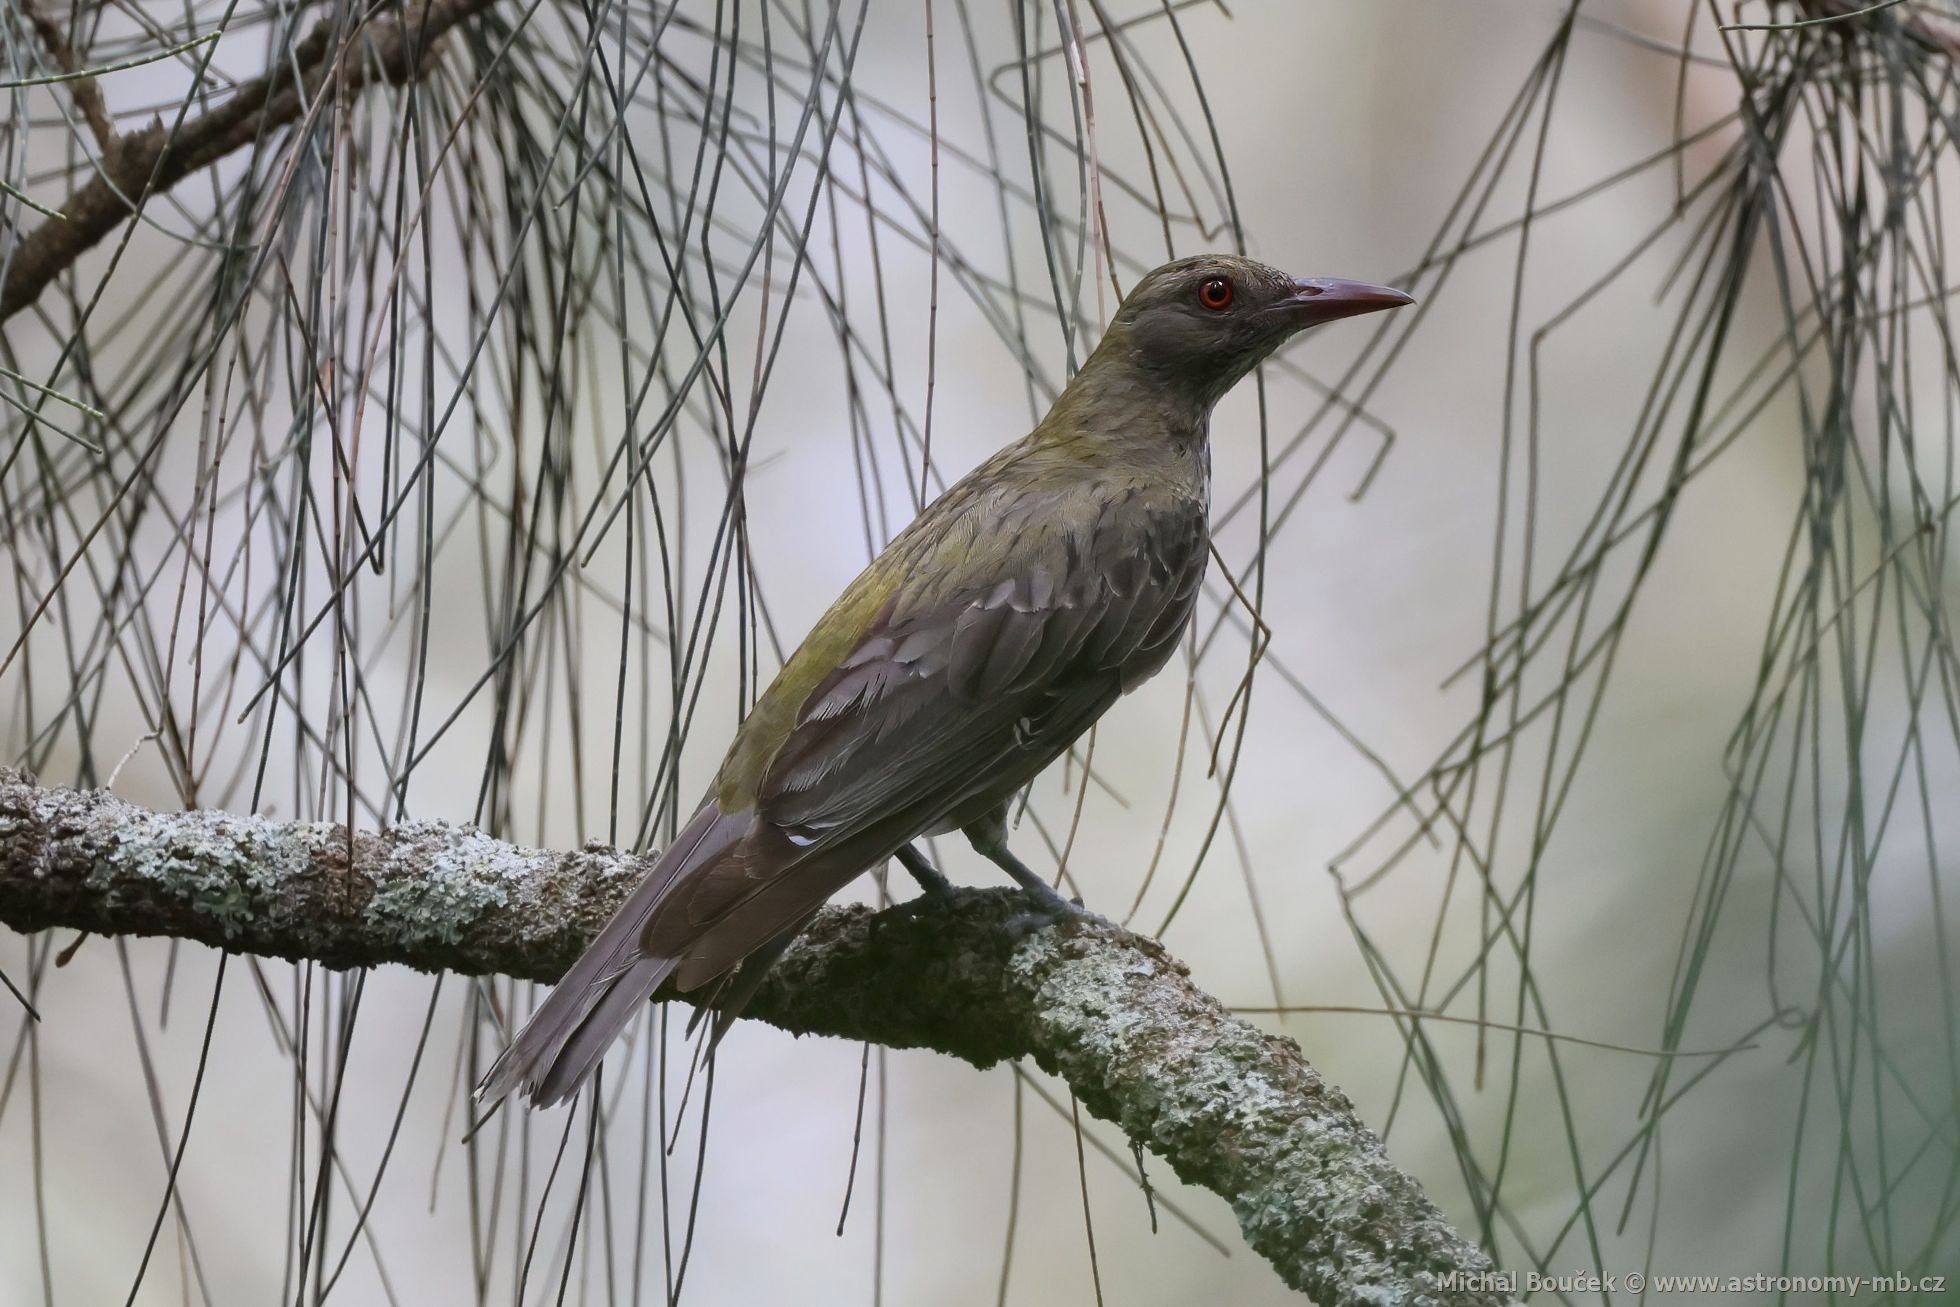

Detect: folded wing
[644, 474, 1208, 980]
[478, 461, 1206, 1106]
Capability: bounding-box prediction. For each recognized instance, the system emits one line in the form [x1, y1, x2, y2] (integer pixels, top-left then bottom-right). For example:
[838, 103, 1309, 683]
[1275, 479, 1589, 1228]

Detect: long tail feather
[528, 955, 680, 1107]
[473, 802, 740, 1108]
[681, 920, 809, 1055]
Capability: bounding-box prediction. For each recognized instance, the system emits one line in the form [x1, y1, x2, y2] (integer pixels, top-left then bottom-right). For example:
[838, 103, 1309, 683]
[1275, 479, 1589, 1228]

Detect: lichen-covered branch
[0, 768, 1514, 1305]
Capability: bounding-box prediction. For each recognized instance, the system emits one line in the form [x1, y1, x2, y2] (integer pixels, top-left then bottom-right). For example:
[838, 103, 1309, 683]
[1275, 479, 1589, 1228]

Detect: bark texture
[0, 768, 1515, 1305]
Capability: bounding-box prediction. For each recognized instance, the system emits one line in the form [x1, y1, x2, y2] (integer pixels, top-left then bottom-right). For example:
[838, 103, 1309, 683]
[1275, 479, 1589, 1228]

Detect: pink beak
[1275, 277, 1413, 328]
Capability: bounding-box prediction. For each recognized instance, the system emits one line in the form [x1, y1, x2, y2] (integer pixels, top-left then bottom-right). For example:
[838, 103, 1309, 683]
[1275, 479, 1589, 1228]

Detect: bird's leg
[868, 844, 959, 936]
[962, 812, 1089, 919]
[894, 843, 954, 897]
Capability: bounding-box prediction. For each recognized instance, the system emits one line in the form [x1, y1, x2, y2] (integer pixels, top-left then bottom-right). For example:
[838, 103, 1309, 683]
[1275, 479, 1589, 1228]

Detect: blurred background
[3, 0, 1958, 1301]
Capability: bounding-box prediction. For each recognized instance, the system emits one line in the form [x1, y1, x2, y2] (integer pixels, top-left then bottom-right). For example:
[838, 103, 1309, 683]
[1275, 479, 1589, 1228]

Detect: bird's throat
[1040, 346, 1214, 469]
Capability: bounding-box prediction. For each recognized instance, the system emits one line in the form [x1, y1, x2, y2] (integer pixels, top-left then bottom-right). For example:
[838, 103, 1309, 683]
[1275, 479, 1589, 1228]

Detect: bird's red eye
[1198, 277, 1234, 311]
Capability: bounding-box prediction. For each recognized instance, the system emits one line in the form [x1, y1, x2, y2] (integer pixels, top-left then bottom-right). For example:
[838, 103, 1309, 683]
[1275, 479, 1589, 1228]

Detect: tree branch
[0, 0, 492, 323]
[19, 0, 120, 162]
[0, 768, 1515, 1305]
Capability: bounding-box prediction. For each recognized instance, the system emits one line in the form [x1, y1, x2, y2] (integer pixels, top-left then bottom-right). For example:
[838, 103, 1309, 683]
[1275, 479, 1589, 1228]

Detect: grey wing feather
[760, 485, 1207, 844]
[642, 485, 1206, 988]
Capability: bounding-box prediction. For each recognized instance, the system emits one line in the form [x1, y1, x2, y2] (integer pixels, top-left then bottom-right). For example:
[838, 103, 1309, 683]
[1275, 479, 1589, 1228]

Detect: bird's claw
[1001, 887, 1101, 942]
[871, 894, 937, 934]
[1016, 877, 1088, 916]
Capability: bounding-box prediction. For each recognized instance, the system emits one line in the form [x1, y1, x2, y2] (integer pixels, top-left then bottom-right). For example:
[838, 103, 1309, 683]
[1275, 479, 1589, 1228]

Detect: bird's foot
[894, 843, 955, 897]
[873, 893, 942, 931]
[1001, 883, 1103, 942]
[990, 853, 1092, 918]
[1020, 877, 1089, 916]
[867, 845, 960, 936]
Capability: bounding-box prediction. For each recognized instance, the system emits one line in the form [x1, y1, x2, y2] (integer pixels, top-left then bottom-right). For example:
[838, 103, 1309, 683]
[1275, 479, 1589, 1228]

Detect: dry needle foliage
[2, 1, 1957, 1302]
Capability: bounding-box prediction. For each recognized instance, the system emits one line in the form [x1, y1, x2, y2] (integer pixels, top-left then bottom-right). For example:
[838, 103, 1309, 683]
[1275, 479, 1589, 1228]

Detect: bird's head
[1096, 255, 1412, 412]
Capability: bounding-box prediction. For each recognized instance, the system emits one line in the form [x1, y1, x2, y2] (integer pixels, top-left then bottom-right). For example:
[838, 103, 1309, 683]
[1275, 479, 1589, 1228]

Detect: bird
[475, 254, 1411, 1108]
